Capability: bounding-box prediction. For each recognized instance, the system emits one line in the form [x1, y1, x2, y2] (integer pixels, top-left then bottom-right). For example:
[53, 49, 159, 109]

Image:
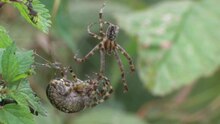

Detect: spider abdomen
[103, 40, 116, 54]
[46, 79, 87, 113]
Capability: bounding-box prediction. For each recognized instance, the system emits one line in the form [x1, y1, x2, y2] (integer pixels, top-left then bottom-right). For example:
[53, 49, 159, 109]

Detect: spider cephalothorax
[74, 3, 135, 92]
[106, 24, 119, 41]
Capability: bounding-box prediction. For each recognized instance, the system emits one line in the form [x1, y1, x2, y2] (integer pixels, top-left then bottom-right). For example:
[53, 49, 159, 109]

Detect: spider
[35, 54, 113, 113]
[73, 3, 135, 92]
[46, 66, 114, 113]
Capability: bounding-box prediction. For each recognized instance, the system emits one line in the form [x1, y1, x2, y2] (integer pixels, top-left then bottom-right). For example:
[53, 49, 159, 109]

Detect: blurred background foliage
[1, 0, 220, 123]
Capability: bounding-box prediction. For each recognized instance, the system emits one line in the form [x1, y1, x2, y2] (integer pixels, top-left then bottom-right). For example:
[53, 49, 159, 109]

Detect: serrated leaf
[74, 108, 147, 124]
[13, 0, 51, 33]
[116, 0, 220, 95]
[10, 80, 47, 116]
[0, 48, 5, 73]
[0, 26, 13, 48]
[16, 50, 34, 75]
[1, 44, 20, 83]
[1, 44, 34, 83]
[0, 104, 35, 124]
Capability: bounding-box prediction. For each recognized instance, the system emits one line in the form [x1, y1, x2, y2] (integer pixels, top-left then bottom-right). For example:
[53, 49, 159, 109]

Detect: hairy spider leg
[68, 66, 78, 82]
[104, 21, 111, 25]
[87, 21, 111, 40]
[99, 77, 113, 104]
[87, 22, 102, 40]
[84, 79, 100, 108]
[89, 75, 113, 107]
[100, 75, 113, 101]
[114, 51, 128, 92]
[73, 44, 100, 63]
[99, 3, 106, 36]
[60, 67, 67, 79]
[88, 2, 111, 40]
[116, 44, 135, 72]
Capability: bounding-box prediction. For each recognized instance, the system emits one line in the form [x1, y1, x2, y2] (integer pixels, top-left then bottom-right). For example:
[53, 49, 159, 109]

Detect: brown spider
[73, 3, 135, 92]
[35, 54, 113, 113]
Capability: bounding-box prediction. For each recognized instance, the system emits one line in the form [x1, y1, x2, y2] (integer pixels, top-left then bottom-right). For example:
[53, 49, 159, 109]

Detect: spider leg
[96, 82, 108, 104]
[73, 44, 100, 63]
[88, 22, 102, 40]
[90, 96, 99, 107]
[100, 75, 113, 101]
[60, 67, 68, 79]
[88, 87, 100, 107]
[91, 78, 100, 96]
[89, 75, 113, 107]
[104, 21, 111, 25]
[89, 86, 103, 108]
[82, 79, 98, 108]
[114, 50, 128, 92]
[99, 3, 106, 36]
[116, 44, 135, 72]
[99, 3, 113, 36]
[68, 66, 77, 82]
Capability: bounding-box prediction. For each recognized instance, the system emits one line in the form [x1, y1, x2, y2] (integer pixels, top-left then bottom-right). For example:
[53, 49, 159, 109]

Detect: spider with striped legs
[74, 3, 135, 92]
[35, 54, 113, 113]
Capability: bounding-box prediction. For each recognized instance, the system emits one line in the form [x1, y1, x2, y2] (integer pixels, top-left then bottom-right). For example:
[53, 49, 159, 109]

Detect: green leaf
[1, 44, 34, 83]
[1, 44, 19, 83]
[73, 107, 147, 124]
[0, 104, 35, 124]
[0, 48, 5, 73]
[145, 70, 220, 123]
[0, 26, 13, 48]
[13, 0, 51, 33]
[1, 46, 34, 83]
[16, 50, 34, 75]
[116, 0, 220, 95]
[34, 105, 63, 124]
[10, 80, 47, 116]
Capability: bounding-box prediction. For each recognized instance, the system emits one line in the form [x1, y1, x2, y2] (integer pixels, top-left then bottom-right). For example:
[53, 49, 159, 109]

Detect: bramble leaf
[0, 26, 13, 48]
[116, 0, 220, 95]
[16, 50, 34, 76]
[0, 104, 35, 124]
[1, 44, 19, 83]
[1, 44, 34, 83]
[0, 49, 5, 73]
[9, 80, 47, 116]
[13, 0, 51, 33]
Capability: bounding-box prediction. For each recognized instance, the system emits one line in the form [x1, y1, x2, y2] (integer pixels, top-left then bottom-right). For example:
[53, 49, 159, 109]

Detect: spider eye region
[106, 24, 119, 41]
